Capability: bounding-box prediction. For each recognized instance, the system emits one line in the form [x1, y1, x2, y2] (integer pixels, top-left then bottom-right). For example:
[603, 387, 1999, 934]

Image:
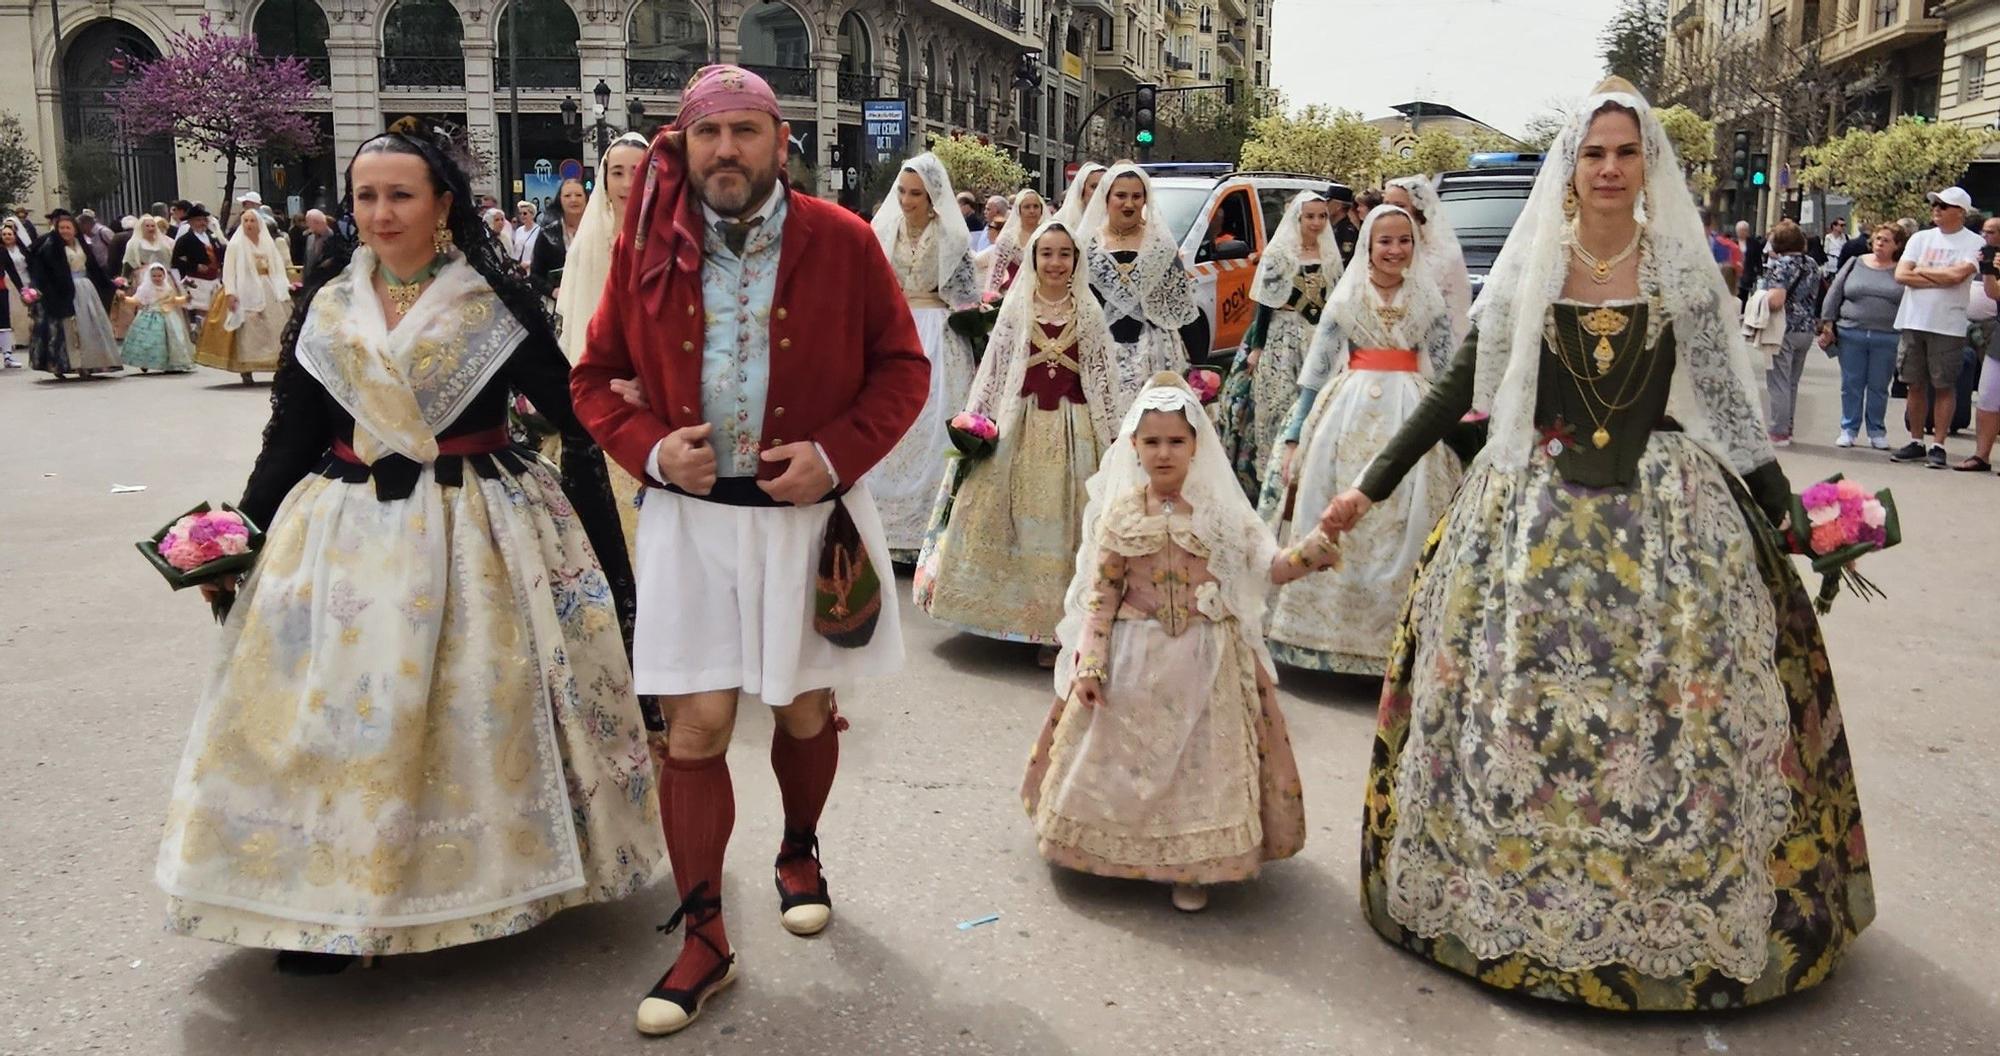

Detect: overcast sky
[1270, 0, 1623, 139]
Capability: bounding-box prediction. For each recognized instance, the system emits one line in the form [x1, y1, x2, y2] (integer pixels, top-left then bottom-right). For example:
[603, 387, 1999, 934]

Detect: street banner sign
[864, 99, 908, 163]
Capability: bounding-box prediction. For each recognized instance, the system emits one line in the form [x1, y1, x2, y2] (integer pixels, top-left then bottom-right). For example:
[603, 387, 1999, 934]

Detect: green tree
[59, 144, 122, 211]
[1656, 104, 1717, 196]
[1399, 128, 1471, 177]
[1239, 105, 1383, 185]
[1156, 89, 1265, 164]
[1519, 106, 1574, 152]
[1800, 118, 2000, 227]
[1600, 0, 1666, 98]
[0, 112, 39, 210]
[925, 132, 1030, 199]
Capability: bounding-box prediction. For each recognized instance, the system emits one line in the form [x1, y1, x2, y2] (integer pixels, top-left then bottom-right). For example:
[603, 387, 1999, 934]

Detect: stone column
[464, 33, 504, 199]
[326, 6, 380, 201]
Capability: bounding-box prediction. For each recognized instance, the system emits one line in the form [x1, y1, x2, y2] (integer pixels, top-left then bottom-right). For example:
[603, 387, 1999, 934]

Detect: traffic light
[1750, 153, 1770, 188]
[1014, 52, 1042, 92]
[1134, 83, 1158, 147]
[1732, 129, 1750, 183]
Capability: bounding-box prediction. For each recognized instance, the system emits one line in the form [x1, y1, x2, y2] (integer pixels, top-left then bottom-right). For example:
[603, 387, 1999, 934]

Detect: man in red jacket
[570, 65, 928, 1037]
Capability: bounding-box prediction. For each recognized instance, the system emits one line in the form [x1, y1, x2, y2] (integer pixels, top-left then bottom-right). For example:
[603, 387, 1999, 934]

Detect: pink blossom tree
[111, 16, 321, 231]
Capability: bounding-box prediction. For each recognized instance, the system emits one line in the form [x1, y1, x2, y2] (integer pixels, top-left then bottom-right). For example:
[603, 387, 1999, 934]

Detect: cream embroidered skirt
[1261, 366, 1461, 675]
[157, 456, 665, 955]
[914, 398, 1101, 644]
[1021, 617, 1305, 885]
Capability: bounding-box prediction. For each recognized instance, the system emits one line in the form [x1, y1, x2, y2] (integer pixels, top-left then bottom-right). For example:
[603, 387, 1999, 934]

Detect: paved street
[2, 353, 1997, 1056]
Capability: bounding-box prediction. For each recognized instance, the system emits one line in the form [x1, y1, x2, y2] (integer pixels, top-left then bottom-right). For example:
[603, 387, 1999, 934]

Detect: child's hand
[1075, 676, 1105, 710]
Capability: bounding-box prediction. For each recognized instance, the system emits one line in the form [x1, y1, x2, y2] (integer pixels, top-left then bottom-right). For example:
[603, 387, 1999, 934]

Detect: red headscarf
[623, 65, 784, 319]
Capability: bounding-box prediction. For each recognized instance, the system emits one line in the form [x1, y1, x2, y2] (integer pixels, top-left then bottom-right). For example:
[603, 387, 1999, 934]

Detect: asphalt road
[2, 351, 1997, 1055]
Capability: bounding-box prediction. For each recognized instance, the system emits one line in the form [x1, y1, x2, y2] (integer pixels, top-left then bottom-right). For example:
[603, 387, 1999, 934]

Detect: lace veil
[1253, 189, 1343, 308]
[556, 131, 649, 362]
[871, 152, 976, 304]
[1470, 78, 1774, 477]
[965, 220, 1122, 447]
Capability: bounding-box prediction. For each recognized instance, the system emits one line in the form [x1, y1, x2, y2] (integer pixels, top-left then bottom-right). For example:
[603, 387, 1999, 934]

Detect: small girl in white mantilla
[1022, 372, 1340, 912]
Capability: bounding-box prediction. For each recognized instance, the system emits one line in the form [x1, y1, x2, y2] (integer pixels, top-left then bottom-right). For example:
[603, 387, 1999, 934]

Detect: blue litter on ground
[956, 913, 1001, 931]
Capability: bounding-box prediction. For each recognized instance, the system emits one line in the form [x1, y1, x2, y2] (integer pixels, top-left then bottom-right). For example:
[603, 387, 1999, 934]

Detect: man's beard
[693, 159, 779, 218]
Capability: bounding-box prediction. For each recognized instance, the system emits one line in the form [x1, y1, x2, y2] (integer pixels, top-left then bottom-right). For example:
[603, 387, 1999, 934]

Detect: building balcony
[742, 64, 816, 99]
[1070, 0, 1114, 13]
[837, 71, 878, 103]
[928, 0, 1037, 46]
[1672, 1, 1704, 32]
[926, 90, 947, 119]
[626, 58, 705, 94]
[1167, 55, 1194, 72]
[379, 55, 465, 91]
[952, 96, 969, 126]
[1220, 0, 1250, 20]
[493, 56, 581, 91]
[1218, 31, 1244, 62]
[1820, 0, 1943, 65]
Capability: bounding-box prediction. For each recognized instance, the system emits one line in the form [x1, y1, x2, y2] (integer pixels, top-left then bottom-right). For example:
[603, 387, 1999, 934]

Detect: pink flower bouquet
[20, 286, 38, 305]
[1785, 474, 1900, 613]
[1186, 368, 1223, 405]
[135, 502, 265, 621]
[112, 277, 128, 290]
[948, 411, 999, 458]
[931, 412, 1001, 542]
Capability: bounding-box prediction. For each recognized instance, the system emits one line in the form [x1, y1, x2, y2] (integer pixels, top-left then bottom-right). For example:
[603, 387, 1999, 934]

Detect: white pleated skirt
[631, 485, 905, 705]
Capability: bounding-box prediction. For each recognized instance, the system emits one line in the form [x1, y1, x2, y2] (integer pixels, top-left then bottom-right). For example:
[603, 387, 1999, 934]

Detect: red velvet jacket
[571, 183, 929, 488]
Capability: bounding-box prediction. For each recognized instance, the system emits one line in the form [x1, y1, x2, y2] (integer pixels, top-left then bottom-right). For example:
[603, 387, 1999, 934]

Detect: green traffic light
[1751, 172, 1766, 186]
[1136, 130, 1154, 144]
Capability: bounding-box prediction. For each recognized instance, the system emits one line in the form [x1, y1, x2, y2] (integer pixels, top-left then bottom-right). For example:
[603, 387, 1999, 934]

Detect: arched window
[380, 0, 465, 88]
[627, 0, 712, 92]
[59, 20, 177, 215]
[896, 30, 911, 98]
[252, 0, 331, 84]
[738, 2, 813, 97]
[837, 11, 873, 101]
[496, 0, 581, 89]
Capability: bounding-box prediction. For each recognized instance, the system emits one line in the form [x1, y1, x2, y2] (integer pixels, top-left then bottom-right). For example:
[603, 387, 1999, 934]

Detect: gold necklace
[1567, 223, 1642, 285]
[1579, 305, 1632, 374]
[380, 254, 444, 316]
[1547, 304, 1652, 449]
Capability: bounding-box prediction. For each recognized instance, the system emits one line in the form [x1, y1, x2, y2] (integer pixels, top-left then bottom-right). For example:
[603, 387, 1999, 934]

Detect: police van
[1136, 163, 1346, 365]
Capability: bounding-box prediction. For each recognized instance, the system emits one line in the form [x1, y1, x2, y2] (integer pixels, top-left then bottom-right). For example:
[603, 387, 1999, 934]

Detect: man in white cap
[1891, 185, 1983, 468]
[231, 190, 277, 236]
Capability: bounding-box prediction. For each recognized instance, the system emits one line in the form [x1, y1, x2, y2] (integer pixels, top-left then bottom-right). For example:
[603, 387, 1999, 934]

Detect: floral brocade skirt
[1362, 432, 1873, 1010]
[1022, 618, 1305, 885]
[156, 454, 665, 955]
[914, 398, 1101, 644]
[1217, 310, 1312, 498]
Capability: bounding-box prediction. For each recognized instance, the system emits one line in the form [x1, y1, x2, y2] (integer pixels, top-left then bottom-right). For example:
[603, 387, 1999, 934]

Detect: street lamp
[628, 97, 647, 138]
[560, 95, 581, 144]
[592, 78, 612, 158]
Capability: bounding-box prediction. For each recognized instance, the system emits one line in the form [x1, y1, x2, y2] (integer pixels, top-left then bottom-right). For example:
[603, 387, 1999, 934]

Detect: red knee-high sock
[660, 751, 733, 989]
[770, 718, 839, 891]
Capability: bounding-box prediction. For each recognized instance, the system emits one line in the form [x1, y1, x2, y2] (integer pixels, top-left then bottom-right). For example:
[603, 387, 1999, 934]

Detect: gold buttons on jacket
[773, 406, 786, 417]
[779, 338, 792, 349]
[776, 307, 788, 320]
[771, 437, 784, 446]
[680, 405, 692, 415]
[682, 341, 694, 352]
[686, 304, 696, 316]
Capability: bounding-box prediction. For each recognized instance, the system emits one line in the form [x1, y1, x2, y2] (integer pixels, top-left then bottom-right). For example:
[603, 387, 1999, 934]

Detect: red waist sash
[1349, 347, 1419, 373]
[330, 426, 511, 465]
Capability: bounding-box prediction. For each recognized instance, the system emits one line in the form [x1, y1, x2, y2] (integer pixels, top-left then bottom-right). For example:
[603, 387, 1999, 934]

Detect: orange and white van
[1139, 164, 1344, 366]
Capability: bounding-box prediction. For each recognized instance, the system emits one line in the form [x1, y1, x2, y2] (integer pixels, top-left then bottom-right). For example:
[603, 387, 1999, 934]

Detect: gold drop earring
[433, 216, 453, 256]
[1563, 184, 1580, 219]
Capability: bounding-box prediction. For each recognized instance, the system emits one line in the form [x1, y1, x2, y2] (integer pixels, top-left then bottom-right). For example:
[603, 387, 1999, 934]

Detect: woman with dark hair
[154, 131, 665, 975]
[1321, 78, 1871, 1010]
[26, 209, 121, 378]
[1756, 219, 1823, 447]
[530, 176, 589, 298]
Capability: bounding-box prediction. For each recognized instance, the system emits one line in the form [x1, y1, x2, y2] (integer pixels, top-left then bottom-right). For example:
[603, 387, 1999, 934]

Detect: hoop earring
[433, 217, 453, 255]
[1563, 184, 1580, 220]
